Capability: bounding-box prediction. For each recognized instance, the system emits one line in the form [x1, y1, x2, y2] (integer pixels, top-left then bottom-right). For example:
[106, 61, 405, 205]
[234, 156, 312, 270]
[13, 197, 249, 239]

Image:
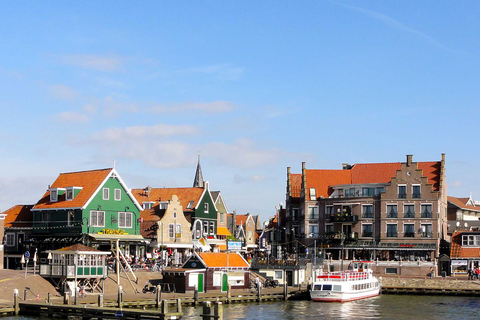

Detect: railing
[329, 214, 358, 223]
[316, 271, 370, 282]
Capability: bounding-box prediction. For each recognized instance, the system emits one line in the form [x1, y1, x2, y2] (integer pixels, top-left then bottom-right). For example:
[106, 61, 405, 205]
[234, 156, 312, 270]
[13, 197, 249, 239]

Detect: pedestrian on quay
[429, 266, 435, 279]
[476, 266, 480, 280]
[467, 267, 473, 280]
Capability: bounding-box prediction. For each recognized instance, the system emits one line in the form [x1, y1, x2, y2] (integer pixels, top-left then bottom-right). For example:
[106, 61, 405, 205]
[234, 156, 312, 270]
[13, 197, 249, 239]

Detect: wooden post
[24, 289, 27, 301]
[74, 287, 78, 305]
[202, 301, 212, 320]
[161, 299, 169, 315]
[98, 293, 104, 307]
[13, 289, 19, 316]
[63, 291, 69, 305]
[117, 285, 123, 308]
[47, 292, 51, 304]
[176, 298, 182, 313]
[155, 285, 162, 308]
[214, 301, 223, 320]
[194, 287, 199, 306]
[226, 284, 231, 304]
[257, 285, 262, 302]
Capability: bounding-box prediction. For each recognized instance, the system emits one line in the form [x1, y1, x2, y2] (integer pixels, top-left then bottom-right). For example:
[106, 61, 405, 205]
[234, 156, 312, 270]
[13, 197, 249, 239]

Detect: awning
[88, 234, 149, 242]
[217, 227, 232, 236]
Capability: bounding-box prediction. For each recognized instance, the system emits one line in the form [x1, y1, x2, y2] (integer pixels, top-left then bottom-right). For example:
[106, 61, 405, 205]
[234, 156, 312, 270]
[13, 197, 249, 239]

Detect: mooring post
[202, 301, 212, 320]
[74, 287, 78, 305]
[176, 298, 182, 313]
[24, 289, 27, 301]
[214, 300, 223, 320]
[283, 282, 288, 300]
[117, 285, 123, 308]
[98, 293, 104, 307]
[257, 285, 262, 302]
[194, 287, 199, 306]
[13, 289, 19, 316]
[47, 292, 51, 304]
[155, 285, 161, 308]
[161, 299, 169, 315]
[226, 284, 231, 304]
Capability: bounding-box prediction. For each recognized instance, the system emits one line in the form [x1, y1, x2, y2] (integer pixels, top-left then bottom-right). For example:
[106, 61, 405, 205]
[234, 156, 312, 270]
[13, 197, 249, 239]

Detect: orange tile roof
[132, 187, 204, 212]
[290, 173, 302, 197]
[33, 168, 112, 210]
[235, 214, 249, 226]
[199, 252, 249, 268]
[2, 205, 34, 228]
[451, 231, 480, 258]
[302, 160, 441, 198]
[448, 196, 480, 212]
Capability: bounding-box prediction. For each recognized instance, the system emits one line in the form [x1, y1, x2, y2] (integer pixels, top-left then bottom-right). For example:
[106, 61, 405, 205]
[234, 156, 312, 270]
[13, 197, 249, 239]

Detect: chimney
[406, 155, 413, 167]
[342, 163, 351, 170]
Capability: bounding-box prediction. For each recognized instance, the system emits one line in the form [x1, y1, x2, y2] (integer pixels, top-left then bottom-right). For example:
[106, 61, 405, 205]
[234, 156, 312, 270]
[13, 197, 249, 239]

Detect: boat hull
[310, 288, 380, 302]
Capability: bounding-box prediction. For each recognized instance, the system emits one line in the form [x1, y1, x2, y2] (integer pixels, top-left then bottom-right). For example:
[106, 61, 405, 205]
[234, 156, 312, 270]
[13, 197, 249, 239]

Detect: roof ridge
[59, 168, 112, 175]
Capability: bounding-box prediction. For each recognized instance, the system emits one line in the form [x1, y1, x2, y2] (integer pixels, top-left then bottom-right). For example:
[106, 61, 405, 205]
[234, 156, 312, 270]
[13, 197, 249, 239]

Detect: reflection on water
[4, 295, 480, 320]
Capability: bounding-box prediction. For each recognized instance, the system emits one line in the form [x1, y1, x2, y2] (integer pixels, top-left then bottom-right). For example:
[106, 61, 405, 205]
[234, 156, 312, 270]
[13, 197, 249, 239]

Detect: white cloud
[450, 180, 462, 188]
[149, 101, 234, 114]
[54, 111, 90, 123]
[102, 96, 139, 117]
[234, 174, 267, 184]
[92, 124, 198, 142]
[178, 63, 245, 80]
[60, 54, 125, 71]
[50, 84, 77, 99]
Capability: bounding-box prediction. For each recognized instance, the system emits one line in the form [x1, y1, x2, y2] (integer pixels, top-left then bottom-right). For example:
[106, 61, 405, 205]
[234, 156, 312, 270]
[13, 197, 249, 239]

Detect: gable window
[412, 185, 421, 198]
[362, 224, 373, 237]
[421, 204, 432, 218]
[187, 201, 194, 209]
[398, 185, 406, 199]
[220, 212, 225, 223]
[114, 189, 121, 201]
[90, 211, 105, 227]
[308, 206, 319, 220]
[175, 224, 182, 238]
[67, 211, 74, 227]
[309, 188, 317, 201]
[404, 204, 415, 218]
[386, 224, 397, 237]
[362, 205, 373, 218]
[404, 224, 415, 237]
[103, 188, 109, 200]
[66, 189, 74, 201]
[204, 203, 209, 213]
[119, 212, 132, 228]
[168, 223, 175, 238]
[5, 233, 15, 246]
[50, 190, 58, 202]
[387, 204, 398, 218]
[421, 224, 433, 238]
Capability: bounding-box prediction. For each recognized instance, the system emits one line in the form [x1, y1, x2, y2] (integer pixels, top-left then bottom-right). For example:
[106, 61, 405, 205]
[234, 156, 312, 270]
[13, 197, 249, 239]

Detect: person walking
[429, 266, 435, 279]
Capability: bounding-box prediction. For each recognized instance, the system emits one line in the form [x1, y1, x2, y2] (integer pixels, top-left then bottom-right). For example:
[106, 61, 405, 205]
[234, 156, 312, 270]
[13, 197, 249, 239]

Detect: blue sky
[1, 1, 480, 221]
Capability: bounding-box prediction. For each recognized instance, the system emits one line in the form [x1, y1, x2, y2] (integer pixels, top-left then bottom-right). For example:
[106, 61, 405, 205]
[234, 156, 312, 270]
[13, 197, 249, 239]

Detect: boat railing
[316, 271, 371, 282]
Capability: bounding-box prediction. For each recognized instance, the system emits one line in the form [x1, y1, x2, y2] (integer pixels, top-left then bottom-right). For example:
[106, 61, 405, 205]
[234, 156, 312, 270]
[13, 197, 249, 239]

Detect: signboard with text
[227, 241, 242, 251]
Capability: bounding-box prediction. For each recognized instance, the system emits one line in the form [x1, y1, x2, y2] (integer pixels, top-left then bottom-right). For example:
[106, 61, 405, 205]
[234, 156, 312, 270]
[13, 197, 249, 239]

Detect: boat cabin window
[322, 284, 332, 291]
[333, 285, 341, 291]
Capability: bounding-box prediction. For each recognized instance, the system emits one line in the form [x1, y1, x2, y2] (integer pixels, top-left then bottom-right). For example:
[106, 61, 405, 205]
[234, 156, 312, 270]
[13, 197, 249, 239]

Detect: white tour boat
[310, 261, 380, 302]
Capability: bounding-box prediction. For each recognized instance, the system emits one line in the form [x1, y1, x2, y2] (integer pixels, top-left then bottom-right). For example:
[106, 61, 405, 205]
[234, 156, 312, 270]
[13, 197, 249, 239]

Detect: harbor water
[4, 294, 480, 320]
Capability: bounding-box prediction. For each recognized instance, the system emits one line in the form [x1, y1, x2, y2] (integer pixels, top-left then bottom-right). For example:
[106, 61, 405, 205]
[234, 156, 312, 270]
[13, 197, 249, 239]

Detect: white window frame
[175, 224, 182, 238]
[90, 211, 105, 227]
[143, 202, 153, 209]
[412, 184, 421, 198]
[362, 204, 374, 218]
[114, 189, 121, 201]
[421, 223, 433, 238]
[66, 188, 74, 201]
[361, 223, 373, 237]
[103, 188, 109, 200]
[307, 206, 319, 220]
[403, 223, 415, 237]
[50, 190, 58, 202]
[187, 201, 194, 209]
[398, 184, 407, 198]
[119, 212, 132, 228]
[209, 221, 215, 235]
[5, 233, 15, 246]
[386, 223, 398, 237]
[67, 211, 74, 227]
[204, 203, 209, 213]
[173, 211, 177, 219]
[307, 224, 319, 237]
[168, 223, 175, 238]
[421, 203, 433, 218]
[158, 202, 168, 210]
[309, 188, 316, 201]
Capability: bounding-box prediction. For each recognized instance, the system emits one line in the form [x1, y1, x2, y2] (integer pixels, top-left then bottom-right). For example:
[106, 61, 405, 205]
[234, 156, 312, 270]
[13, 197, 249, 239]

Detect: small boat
[310, 261, 380, 302]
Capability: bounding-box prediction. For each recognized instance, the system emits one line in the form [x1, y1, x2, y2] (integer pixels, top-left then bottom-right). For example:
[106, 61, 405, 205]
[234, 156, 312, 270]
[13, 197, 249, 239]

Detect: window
[66, 189, 74, 201]
[209, 221, 215, 235]
[338, 189, 344, 197]
[412, 185, 421, 198]
[308, 224, 319, 237]
[5, 233, 14, 246]
[175, 224, 182, 238]
[204, 203, 209, 213]
[114, 189, 121, 201]
[398, 185, 406, 199]
[275, 271, 283, 279]
[41, 212, 50, 222]
[187, 201, 194, 209]
[376, 187, 385, 195]
[173, 211, 178, 219]
[421, 204, 432, 218]
[362, 224, 373, 237]
[67, 211, 74, 227]
[220, 212, 225, 223]
[421, 224, 433, 238]
[308, 206, 319, 219]
[404, 224, 415, 237]
[119, 212, 132, 228]
[404, 204, 415, 218]
[293, 208, 299, 220]
[143, 202, 152, 209]
[103, 188, 109, 200]
[50, 190, 58, 202]
[158, 202, 167, 210]
[362, 188, 375, 197]
[309, 188, 317, 201]
[203, 221, 209, 235]
[326, 206, 333, 217]
[345, 188, 355, 197]
[90, 211, 105, 227]
[386, 224, 397, 237]
[325, 224, 334, 234]
[168, 223, 175, 238]
[362, 205, 373, 218]
[387, 204, 398, 218]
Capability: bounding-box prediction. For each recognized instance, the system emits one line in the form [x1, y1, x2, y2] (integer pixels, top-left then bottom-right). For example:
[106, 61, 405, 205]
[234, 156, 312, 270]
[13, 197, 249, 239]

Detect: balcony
[361, 232, 373, 238]
[421, 232, 433, 238]
[330, 214, 359, 223]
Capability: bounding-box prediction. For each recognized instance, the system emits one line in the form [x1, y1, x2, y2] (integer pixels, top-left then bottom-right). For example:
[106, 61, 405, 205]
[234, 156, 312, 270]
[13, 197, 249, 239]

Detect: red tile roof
[132, 187, 204, 212]
[299, 160, 441, 198]
[199, 252, 249, 268]
[448, 196, 480, 213]
[33, 168, 112, 210]
[2, 205, 34, 228]
[451, 231, 480, 258]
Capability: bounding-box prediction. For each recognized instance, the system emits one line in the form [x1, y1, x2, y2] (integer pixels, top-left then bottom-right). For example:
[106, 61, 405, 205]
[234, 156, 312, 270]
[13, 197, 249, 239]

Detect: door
[198, 273, 204, 293]
[286, 270, 293, 286]
[221, 273, 228, 292]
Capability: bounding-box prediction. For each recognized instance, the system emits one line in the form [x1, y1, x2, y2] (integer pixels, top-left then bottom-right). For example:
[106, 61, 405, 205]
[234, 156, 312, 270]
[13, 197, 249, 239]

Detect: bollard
[194, 288, 199, 307]
[257, 285, 262, 302]
[98, 293, 104, 307]
[24, 289, 27, 301]
[176, 298, 182, 313]
[36, 293, 39, 302]
[202, 301, 212, 320]
[13, 289, 19, 316]
[47, 292, 51, 304]
[214, 300, 223, 320]
[63, 291, 69, 305]
[117, 286, 123, 308]
[226, 284, 231, 304]
[161, 299, 169, 315]
[283, 282, 288, 300]
[155, 285, 161, 308]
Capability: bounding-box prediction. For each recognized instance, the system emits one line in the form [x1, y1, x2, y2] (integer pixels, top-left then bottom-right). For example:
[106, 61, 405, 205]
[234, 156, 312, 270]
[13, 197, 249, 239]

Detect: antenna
[113, 160, 116, 169]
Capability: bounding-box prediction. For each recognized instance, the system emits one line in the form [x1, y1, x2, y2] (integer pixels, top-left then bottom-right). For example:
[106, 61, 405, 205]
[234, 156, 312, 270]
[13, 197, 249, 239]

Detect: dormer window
[143, 202, 153, 210]
[309, 188, 316, 201]
[50, 190, 58, 202]
[158, 202, 168, 210]
[187, 201, 194, 209]
[66, 189, 74, 201]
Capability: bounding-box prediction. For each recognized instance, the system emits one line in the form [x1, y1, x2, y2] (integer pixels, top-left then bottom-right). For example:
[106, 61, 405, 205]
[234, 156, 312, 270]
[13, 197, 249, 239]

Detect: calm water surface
[5, 295, 480, 320]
